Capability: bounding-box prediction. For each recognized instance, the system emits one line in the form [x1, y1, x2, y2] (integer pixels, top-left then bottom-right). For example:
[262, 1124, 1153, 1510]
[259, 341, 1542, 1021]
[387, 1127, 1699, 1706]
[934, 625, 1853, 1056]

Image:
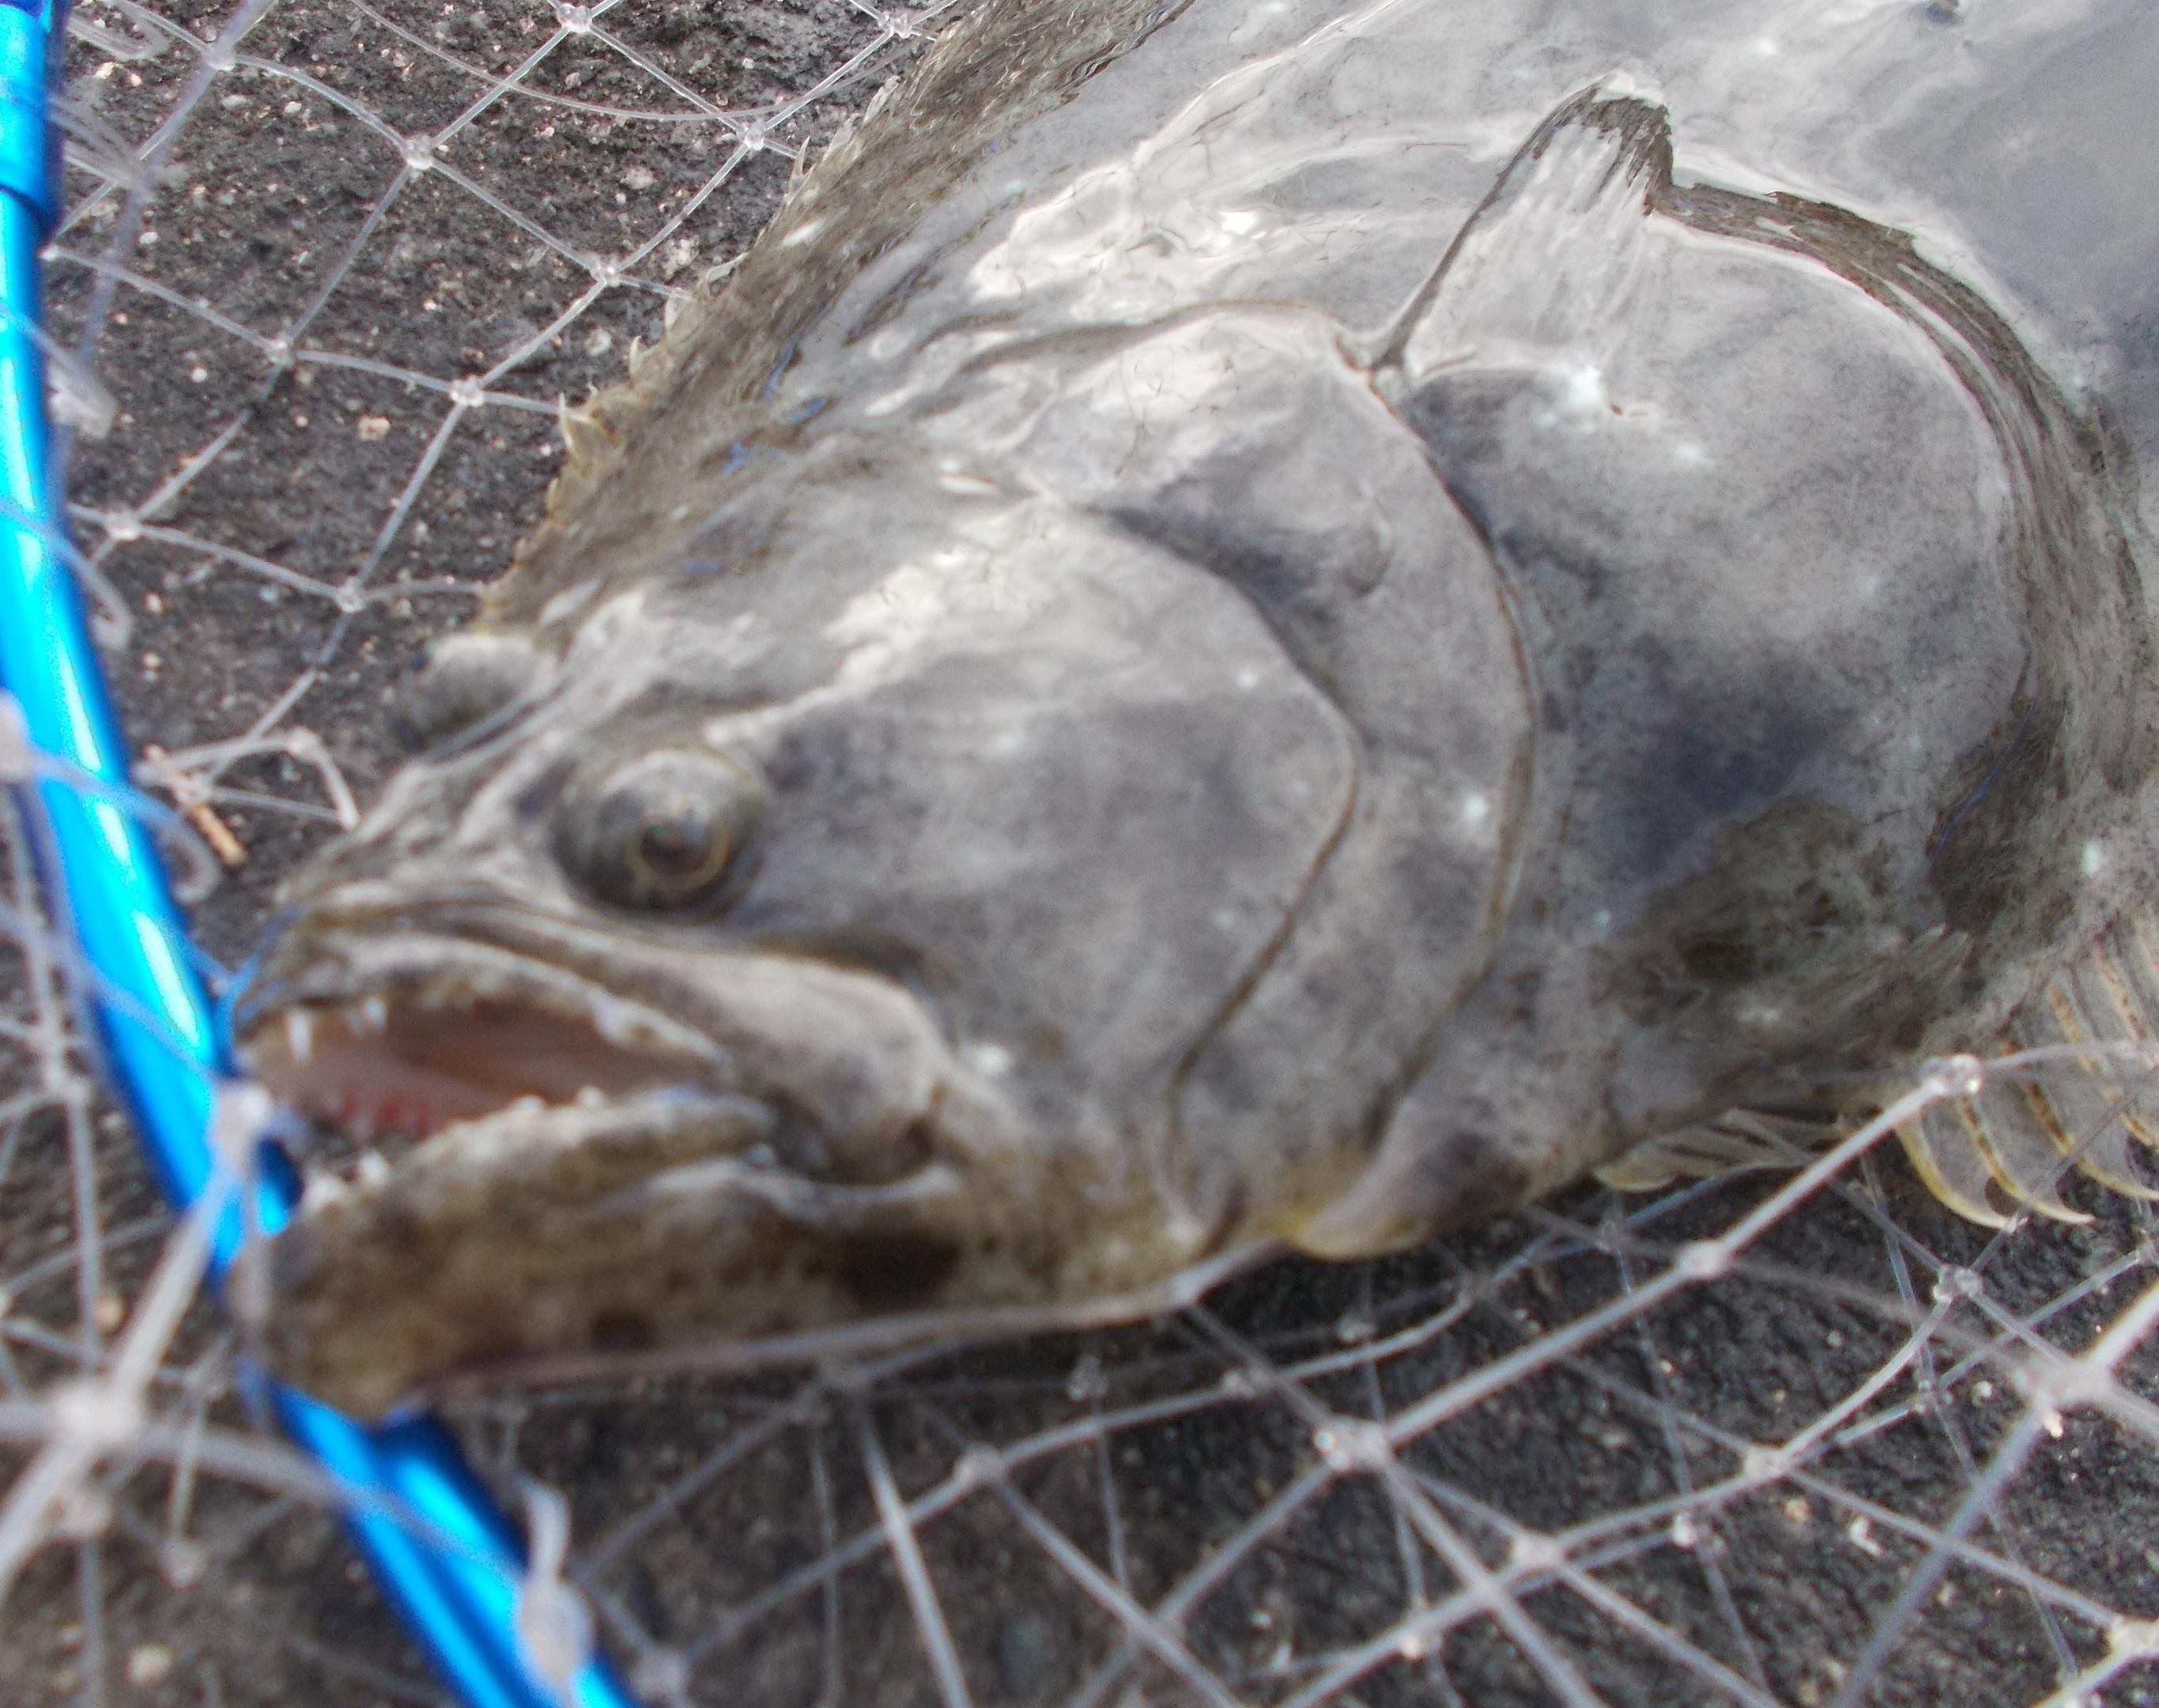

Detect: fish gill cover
[5, 2, 2159, 1707]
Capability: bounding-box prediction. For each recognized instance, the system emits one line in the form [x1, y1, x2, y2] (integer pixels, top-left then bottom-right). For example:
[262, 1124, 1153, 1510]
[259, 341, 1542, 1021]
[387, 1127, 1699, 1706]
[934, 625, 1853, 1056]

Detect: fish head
[236, 454, 1360, 1416]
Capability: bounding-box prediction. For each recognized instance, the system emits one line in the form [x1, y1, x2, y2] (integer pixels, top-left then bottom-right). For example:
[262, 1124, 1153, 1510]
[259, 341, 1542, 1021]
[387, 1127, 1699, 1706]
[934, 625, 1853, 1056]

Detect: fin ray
[1895, 909, 2159, 1225]
[1595, 1113, 1811, 1193]
[1389, 89, 1672, 382]
[1897, 1105, 2014, 1229]
[1961, 1087, 2093, 1224]
[1611, 907, 2159, 1227]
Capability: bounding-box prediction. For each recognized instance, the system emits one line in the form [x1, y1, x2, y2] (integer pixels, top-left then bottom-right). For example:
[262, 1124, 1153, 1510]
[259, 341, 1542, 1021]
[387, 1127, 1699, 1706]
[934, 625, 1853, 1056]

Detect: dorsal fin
[1897, 907, 2159, 1224]
[1605, 905, 2159, 1227]
[1383, 89, 1673, 383]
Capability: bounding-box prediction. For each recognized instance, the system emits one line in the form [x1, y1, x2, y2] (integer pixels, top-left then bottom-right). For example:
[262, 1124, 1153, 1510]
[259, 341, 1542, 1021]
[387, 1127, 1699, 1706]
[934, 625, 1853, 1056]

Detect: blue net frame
[0, 7, 641, 1703]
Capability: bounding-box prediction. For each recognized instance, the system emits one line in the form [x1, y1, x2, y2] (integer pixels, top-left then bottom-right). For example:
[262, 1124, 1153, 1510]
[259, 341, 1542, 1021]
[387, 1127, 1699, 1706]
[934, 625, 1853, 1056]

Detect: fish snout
[236, 926, 1059, 1416]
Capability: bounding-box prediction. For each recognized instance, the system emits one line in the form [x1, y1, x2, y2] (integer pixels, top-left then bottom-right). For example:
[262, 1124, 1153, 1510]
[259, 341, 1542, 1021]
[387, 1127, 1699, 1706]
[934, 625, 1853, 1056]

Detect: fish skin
[235, 0, 2159, 1417]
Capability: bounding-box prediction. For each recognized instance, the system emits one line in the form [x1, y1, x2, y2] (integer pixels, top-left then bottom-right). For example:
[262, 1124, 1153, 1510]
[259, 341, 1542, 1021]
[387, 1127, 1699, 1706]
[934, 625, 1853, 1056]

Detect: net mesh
[8, 3, 2159, 1705]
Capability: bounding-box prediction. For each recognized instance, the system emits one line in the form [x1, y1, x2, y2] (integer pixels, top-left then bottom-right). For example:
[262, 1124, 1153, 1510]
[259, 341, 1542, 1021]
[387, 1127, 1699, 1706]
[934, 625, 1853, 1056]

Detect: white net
[7, 3, 2159, 1705]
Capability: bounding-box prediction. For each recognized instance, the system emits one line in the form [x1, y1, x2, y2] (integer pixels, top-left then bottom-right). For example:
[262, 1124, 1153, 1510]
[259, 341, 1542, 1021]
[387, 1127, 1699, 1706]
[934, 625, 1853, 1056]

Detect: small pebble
[126, 1642, 174, 1687]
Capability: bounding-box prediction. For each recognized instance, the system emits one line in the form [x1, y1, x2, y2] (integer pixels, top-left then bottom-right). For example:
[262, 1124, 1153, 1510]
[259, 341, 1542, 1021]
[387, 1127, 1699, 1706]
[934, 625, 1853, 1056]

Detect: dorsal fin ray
[1605, 906, 2159, 1227]
[1908, 910, 2159, 1221]
[1382, 88, 1673, 383]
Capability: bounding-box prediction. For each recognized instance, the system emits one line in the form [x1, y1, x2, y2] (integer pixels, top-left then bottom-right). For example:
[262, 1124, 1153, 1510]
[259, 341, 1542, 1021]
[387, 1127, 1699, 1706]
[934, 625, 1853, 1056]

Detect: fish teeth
[285, 1008, 315, 1065]
[574, 1085, 606, 1108]
[353, 1150, 391, 1190]
[301, 1168, 349, 1208]
[357, 996, 389, 1033]
[592, 999, 644, 1046]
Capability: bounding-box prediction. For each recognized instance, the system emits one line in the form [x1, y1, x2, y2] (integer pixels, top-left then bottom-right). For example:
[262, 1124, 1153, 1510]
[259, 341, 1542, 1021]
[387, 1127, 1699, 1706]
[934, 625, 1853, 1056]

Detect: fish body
[236, 0, 2159, 1416]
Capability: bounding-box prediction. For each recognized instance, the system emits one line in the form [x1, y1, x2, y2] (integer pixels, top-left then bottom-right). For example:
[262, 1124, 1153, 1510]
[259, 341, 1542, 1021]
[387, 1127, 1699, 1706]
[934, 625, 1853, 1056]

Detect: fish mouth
[232, 921, 1006, 1418]
[239, 945, 749, 1170]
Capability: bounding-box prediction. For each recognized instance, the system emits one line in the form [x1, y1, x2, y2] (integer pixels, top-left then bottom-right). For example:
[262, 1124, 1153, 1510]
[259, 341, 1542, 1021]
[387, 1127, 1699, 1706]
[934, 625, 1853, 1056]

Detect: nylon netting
[6, 3, 2159, 1705]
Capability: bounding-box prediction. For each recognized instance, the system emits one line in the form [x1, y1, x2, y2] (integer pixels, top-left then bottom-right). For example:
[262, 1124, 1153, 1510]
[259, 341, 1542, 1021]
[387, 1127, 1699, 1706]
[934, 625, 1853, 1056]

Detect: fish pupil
[632, 794, 730, 895]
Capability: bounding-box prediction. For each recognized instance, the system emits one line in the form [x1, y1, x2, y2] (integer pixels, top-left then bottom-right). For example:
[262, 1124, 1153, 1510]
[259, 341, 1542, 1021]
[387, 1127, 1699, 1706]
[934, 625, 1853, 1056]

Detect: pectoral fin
[1595, 1111, 1825, 1193]
[1382, 87, 1672, 384]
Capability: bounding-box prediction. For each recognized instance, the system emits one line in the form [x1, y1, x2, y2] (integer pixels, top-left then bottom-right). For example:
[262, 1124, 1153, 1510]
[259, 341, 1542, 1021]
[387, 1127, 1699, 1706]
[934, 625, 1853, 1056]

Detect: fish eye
[558, 748, 766, 911]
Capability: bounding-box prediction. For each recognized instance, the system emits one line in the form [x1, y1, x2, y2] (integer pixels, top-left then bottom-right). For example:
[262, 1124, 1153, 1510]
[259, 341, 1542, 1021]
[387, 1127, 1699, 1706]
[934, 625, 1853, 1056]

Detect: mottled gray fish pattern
[232, 0, 2159, 1418]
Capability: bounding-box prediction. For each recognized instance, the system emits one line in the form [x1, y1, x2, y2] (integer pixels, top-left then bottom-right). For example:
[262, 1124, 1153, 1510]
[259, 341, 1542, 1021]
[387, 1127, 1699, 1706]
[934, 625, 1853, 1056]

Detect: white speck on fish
[964, 1041, 1014, 1077]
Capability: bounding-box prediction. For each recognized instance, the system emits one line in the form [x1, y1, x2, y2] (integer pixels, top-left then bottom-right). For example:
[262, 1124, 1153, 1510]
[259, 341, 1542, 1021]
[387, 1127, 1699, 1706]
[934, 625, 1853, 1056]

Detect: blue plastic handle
[0, 8, 641, 1705]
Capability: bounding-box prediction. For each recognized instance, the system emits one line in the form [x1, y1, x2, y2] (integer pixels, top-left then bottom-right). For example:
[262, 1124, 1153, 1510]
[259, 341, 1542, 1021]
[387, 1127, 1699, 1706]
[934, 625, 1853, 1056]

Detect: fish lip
[415, 1241, 1277, 1409]
[233, 915, 735, 1059]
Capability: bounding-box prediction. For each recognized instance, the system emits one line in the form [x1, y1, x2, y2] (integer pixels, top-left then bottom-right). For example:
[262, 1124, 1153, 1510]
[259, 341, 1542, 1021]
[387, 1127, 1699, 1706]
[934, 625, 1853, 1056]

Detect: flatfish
[232, 0, 2159, 1418]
